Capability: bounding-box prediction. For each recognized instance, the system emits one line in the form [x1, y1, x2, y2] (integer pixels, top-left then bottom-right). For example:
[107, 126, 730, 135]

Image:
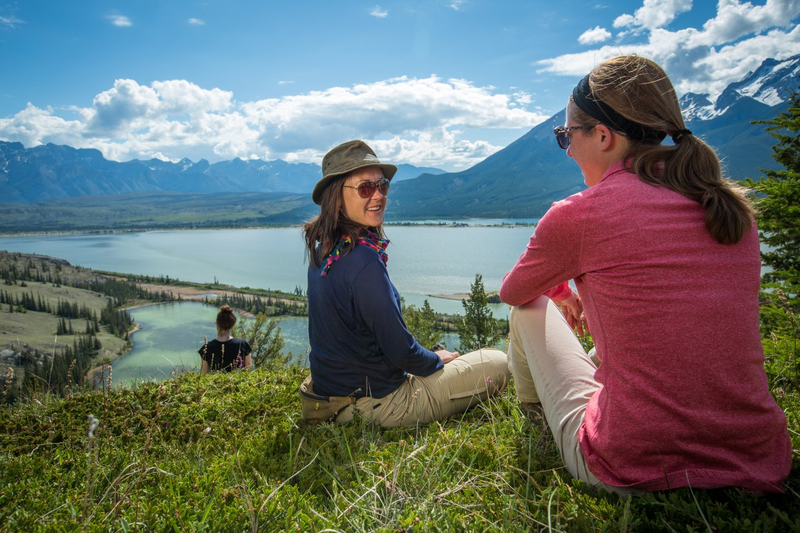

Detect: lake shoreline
[86, 322, 142, 387]
[0, 220, 536, 238]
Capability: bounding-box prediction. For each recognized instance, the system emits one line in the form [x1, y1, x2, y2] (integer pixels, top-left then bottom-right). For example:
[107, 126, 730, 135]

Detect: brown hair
[302, 172, 385, 268]
[571, 55, 753, 245]
[216, 304, 237, 331]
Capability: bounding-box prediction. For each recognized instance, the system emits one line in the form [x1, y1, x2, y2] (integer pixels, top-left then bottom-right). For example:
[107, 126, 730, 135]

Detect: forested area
[0, 252, 176, 402]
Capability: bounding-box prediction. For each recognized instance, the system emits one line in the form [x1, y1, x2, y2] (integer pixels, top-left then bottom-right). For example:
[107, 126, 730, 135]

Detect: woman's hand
[436, 349, 460, 364]
[554, 292, 589, 337]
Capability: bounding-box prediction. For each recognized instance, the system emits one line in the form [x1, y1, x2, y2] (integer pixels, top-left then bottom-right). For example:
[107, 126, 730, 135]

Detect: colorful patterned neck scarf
[321, 229, 389, 276]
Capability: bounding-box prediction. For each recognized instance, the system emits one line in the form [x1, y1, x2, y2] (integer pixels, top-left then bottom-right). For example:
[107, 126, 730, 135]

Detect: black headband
[572, 74, 666, 145]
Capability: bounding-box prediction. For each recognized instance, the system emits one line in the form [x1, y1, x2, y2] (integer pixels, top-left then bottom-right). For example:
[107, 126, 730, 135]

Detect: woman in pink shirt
[500, 55, 791, 495]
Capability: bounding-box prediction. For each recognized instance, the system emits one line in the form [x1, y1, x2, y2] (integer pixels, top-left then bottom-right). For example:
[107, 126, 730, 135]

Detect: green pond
[112, 302, 311, 388]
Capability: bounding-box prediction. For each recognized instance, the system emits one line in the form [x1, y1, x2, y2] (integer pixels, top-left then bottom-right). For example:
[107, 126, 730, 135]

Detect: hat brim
[312, 162, 398, 205]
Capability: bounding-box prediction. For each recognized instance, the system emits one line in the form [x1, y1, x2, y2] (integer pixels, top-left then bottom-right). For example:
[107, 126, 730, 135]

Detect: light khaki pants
[336, 348, 509, 427]
[508, 296, 637, 496]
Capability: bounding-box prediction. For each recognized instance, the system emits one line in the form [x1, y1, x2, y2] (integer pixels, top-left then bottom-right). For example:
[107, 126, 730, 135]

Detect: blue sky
[1, 0, 799, 171]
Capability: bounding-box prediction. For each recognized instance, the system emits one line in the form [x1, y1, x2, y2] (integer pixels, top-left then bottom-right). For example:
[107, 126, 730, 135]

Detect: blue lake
[0, 225, 534, 315]
[0, 226, 526, 385]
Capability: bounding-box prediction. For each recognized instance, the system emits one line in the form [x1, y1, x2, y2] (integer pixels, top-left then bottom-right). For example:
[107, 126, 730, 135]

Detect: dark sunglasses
[553, 126, 586, 150]
[343, 177, 391, 198]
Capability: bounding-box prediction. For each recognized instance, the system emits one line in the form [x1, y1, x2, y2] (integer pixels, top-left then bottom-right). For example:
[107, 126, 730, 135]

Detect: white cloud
[682, 24, 800, 95]
[370, 6, 388, 18]
[372, 131, 500, 170]
[107, 15, 132, 27]
[539, 0, 800, 102]
[0, 104, 85, 149]
[0, 15, 25, 28]
[613, 0, 692, 30]
[0, 76, 546, 171]
[578, 26, 612, 45]
[278, 81, 295, 85]
[512, 91, 532, 106]
[687, 0, 800, 47]
[188, 18, 206, 26]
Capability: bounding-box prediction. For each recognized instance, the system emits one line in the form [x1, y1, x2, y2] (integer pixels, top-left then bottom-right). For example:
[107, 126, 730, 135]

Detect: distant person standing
[199, 305, 252, 372]
[501, 55, 790, 494]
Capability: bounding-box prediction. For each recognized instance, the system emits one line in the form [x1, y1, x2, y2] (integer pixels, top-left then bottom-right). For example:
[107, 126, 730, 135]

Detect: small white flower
[87, 414, 99, 438]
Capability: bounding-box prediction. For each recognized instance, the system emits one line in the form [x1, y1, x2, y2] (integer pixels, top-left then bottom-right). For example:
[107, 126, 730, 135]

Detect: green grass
[0, 363, 798, 532]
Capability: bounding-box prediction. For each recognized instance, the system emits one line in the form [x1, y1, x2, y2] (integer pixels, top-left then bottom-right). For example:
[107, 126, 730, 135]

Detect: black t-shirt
[198, 338, 252, 372]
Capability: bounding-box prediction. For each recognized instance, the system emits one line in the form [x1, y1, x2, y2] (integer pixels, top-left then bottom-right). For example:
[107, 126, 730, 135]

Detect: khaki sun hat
[312, 140, 398, 205]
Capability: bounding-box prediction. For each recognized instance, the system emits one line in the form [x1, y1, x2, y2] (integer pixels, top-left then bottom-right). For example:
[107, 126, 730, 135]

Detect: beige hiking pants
[336, 348, 509, 427]
[508, 296, 637, 496]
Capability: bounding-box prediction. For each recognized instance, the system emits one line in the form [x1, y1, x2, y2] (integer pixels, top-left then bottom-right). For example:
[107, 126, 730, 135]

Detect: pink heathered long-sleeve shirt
[500, 161, 791, 492]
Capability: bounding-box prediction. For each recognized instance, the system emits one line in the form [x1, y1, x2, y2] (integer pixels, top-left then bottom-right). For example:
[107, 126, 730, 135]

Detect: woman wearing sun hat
[300, 139, 509, 427]
[500, 55, 791, 494]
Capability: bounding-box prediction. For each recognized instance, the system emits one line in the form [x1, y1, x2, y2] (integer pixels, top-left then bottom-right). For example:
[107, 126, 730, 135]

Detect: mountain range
[0, 54, 797, 224]
[0, 142, 443, 205]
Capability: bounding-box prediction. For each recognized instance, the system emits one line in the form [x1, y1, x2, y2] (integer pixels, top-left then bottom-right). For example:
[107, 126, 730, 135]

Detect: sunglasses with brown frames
[343, 177, 391, 198]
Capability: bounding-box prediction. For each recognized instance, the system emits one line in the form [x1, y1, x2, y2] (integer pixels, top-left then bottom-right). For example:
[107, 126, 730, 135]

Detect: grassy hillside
[0, 358, 797, 531]
[0, 282, 128, 357]
[1, 257, 798, 531]
[0, 251, 132, 357]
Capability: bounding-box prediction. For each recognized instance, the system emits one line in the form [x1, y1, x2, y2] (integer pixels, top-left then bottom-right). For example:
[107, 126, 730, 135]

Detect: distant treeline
[206, 291, 308, 317]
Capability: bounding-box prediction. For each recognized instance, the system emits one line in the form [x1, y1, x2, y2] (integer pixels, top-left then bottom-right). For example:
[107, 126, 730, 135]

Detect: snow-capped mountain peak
[680, 54, 800, 122]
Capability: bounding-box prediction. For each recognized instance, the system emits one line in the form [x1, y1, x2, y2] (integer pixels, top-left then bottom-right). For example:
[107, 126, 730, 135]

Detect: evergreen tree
[232, 313, 287, 369]
[748, 80, 800, 309]
[457, 274, 499, 352]
[402, 298, 442, 349]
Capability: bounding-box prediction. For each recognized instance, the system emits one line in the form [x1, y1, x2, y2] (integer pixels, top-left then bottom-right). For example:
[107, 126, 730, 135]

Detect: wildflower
[3, 367, 14, 398]
[87, 414, 99, 438]
[204, 427, 211, 433]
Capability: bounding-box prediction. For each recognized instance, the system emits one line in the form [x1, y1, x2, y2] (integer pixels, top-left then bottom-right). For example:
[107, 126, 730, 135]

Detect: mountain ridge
[0, 142, 444, 205]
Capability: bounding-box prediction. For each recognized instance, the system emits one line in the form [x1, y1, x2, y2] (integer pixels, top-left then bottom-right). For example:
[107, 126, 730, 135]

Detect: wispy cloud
[188, 18, 205, 26]
[449, 0, 467, 11]
[578, 26, 611, 45]
[0, 15, 25, 29]
[106, 15, 132, 27]
[278, 81, 295, 85]
[539, 0, 800, 100]
[0, 76, 546, 170]
[370, 6, 388, 18]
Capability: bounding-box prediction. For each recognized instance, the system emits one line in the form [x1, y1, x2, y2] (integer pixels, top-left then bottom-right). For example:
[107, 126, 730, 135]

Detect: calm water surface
[0, 226, 534, 315]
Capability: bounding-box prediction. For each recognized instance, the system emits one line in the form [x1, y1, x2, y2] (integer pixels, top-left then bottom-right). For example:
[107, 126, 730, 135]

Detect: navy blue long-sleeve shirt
[307, 244, 443, 398]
